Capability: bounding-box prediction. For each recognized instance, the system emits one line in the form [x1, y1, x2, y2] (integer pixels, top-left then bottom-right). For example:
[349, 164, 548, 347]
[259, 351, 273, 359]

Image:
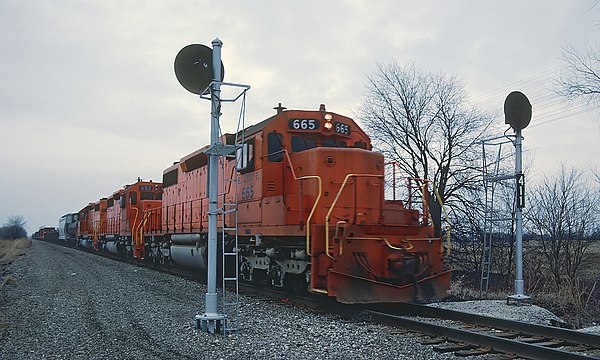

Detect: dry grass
[583, 241, 600, 278]
[0, 238, 31, 290]
[0, 238, 31, 266]
[448, 274, 507, 300]
[533, 278, 599, 328]
[523, 247, 600, 328]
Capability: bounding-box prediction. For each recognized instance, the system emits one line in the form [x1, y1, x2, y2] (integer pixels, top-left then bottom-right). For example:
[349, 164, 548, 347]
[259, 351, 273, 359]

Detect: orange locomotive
[77, 203, 94, 248]
[145, 105, 451, 303]
[76, 179, 162, 258]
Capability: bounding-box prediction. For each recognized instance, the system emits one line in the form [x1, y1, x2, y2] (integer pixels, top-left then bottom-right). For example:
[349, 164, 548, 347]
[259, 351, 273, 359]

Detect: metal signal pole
[174, 39, 249, 333]
[195, 38, 226, 332]
[504, 91, 531, 305]
[508, 128, 529, 304]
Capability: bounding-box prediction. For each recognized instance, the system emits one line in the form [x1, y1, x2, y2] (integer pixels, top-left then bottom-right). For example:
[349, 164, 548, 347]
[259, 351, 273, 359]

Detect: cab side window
[237, 139, 255, 173]
[129, 192, 137, 206]
[267, 132, 283, 162]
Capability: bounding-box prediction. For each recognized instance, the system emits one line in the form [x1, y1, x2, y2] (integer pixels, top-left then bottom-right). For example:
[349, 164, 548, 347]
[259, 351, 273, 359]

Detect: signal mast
[174, 39, 250, 333]
[504, 91, 532, 305]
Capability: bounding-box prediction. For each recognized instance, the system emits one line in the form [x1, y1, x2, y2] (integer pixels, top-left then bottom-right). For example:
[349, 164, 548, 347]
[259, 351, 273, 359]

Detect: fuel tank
[79, 239, 93, 249]
[105, 241, 119, 255]
[170, 245, 207, 270]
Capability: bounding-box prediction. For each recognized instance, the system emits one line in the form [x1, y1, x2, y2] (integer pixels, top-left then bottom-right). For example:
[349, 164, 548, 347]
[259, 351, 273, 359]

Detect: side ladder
[480, 138, 515, 297]
[480, 142, 495, 296]
[221, 200, 239, 334]
[216, 82, 248, 334]
[219, 152, 241, 334]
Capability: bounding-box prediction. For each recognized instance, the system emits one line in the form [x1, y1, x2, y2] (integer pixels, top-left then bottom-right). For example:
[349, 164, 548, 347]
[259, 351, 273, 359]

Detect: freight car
[58, 213, 78, 243]
[141, 104, 451, 304]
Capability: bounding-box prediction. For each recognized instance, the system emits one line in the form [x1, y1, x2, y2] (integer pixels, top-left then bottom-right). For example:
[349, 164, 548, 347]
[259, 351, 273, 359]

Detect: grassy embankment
[0, 238, 31, 287]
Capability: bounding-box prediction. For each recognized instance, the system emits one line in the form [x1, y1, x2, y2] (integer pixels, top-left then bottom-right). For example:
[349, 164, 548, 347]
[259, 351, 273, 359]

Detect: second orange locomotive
[76, 179, 162, 258]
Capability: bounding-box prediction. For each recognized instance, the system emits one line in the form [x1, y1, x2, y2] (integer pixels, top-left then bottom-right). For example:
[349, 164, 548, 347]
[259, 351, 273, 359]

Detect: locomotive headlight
[323, 113, 333, 130]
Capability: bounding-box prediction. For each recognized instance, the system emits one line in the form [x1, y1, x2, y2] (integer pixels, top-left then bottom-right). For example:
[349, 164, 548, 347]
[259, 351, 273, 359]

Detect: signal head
[174, 44, 225, 95]
[504, 91, 532, 131]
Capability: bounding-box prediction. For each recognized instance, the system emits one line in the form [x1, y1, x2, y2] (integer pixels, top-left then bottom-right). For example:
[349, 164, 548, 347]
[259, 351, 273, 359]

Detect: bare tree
[357, 61, 493, 236]
[525, 165, 599, 287]
[0, 215, 28, 240]
[558, 44, 600, 108]
[592, 167, 600, 184]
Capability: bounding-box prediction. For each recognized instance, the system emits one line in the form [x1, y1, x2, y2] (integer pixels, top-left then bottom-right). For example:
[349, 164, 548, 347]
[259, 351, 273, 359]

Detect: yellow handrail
[93, 228, 97, 248]
[283, 150, 322, 257]
[407, 178, 452, 256]
[382, 237, 414, 251]
[334, 221, 347, 256]
[131, 207, 139, 256]
[131, 207, 139, 235]
[137, 211, 151, 258]
[344, 236, 415, 251]
[325, 173, 383, 259]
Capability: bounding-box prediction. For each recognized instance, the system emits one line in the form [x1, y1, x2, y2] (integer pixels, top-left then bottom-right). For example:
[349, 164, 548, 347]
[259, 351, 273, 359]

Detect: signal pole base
[507, 293, 531, 306]
[195, 313, 226, 334]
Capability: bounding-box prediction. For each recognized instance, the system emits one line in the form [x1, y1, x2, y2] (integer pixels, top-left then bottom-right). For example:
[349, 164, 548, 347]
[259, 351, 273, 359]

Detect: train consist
[32, 226, 58, 241]
[53, 105, 451, 304]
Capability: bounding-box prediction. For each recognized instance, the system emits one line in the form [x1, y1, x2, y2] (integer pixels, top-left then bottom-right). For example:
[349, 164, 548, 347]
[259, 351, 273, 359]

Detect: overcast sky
[1, 1, 598, 232]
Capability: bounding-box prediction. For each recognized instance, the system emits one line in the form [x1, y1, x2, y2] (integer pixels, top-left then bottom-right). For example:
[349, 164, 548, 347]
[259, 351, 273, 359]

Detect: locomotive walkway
[0, 240, 458, 359]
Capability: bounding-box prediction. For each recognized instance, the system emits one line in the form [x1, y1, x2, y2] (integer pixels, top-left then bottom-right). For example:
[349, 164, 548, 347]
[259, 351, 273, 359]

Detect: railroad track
[41, 240, 600, 358]
[364, 303, 600, 359]
[219, 279, 600, 359]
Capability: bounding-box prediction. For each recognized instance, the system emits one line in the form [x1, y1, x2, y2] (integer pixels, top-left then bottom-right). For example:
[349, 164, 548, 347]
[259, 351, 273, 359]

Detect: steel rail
[382, 302, 600, 349]
[366, 309, 598, 360]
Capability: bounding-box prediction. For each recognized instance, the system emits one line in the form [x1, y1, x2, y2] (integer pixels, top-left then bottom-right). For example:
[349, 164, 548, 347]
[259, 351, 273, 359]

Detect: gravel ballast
[0, 240, 570, 359]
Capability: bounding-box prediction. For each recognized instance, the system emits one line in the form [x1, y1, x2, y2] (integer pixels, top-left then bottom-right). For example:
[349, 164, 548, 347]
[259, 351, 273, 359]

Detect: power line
[470, 65, 597, 130]
[469, 66, 563, 105]
[530, 106, 596, 129]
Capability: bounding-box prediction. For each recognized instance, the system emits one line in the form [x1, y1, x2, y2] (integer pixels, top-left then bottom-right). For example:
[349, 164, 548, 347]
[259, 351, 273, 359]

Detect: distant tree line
[0, 215, 27, 240]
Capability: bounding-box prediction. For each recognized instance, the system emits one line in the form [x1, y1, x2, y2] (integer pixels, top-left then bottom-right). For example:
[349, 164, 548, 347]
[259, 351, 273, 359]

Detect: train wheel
[269, 264, 284, 287]
[240, 259, 252, 281]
